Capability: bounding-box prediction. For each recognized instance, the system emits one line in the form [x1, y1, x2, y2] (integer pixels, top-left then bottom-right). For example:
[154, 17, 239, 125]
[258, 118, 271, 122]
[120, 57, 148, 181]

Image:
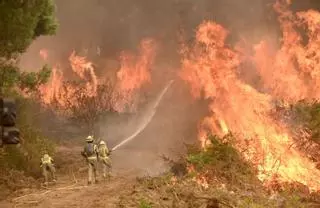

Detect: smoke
[20, 0, 280, 70]
[18, 0, 320, 176]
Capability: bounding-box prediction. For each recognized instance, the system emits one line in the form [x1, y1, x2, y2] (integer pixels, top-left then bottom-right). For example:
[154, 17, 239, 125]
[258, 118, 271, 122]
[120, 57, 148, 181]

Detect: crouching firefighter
[98, 140, 112, 179]
[81, 135, 98, 185]
[40, 153, 56, 185]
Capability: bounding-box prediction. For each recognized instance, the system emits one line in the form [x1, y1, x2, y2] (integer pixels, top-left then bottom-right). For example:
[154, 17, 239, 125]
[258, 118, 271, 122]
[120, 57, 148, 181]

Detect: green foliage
[0, 0, 58, 58]
[293, 100, 320, 143]
[187, 134, 255, 183]
[138, 198, 153, 208]
[123, 174, 311, 208]
[0, 97, 55, 176]
[0, 0, 57, 196]
[187, 150, 213, 169]
[279, 194, 306, 208]
[19, 64, 52, 92]
[0, 64, 20, 90]
[121, 134, 315, 208]
[0, 0, 56, 94]
[0, 64, 52, 94]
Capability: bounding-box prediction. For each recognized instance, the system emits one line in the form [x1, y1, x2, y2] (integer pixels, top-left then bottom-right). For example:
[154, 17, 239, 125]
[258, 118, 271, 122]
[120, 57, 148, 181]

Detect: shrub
[138, 198, 153, 208]
[186, 134, 257, 185]
[0, 96, 55, 177]
[293, 100, 320, 144]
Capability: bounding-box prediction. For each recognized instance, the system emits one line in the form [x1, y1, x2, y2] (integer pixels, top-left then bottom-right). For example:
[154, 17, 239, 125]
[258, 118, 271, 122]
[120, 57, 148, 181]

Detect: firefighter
[81, 135, 98, 185]
[40, 152, 56, 185]
[98, 140, 112, 178]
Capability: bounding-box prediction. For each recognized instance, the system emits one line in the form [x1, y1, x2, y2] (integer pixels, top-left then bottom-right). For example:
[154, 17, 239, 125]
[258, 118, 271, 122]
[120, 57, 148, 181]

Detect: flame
[38, 38, 157, 113]
[113, 38, 157, 111]
[180, 0, 320, 191]
[219, 119, 229, 135]
[39, 49, 48, 61]
[194, 175, 209, 189]
[117, 38, 156, 92]
[187, 164, 209, 189]
[69, 51, 98, 97]
[252, 0, 320, 102]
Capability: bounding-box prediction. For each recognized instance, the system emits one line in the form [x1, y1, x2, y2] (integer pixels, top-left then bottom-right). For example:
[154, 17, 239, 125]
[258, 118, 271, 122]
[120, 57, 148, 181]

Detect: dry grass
[117, 135, 320, 208]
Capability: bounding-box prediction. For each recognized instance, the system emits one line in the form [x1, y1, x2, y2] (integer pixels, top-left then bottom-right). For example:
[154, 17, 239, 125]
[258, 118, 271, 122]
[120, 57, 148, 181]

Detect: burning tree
[55, 80, 117, 135]
[38, 39, 157, 136]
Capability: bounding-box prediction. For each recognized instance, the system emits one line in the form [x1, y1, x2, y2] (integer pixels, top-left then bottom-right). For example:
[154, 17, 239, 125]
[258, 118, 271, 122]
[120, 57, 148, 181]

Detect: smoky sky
[17, 0, 320, 174]
[20, 0, 320, 71]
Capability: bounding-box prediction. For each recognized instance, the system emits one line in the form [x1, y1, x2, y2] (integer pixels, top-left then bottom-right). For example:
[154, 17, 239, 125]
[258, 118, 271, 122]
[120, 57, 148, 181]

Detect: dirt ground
[0, 81, 206, 208]
[0, 145, 139, 208]
[3, 177, 135, 208]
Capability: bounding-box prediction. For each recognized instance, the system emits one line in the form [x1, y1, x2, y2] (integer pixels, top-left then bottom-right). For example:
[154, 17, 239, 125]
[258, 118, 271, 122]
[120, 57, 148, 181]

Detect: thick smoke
[20, 0, 279, 70]
[19, 0, 320, 176]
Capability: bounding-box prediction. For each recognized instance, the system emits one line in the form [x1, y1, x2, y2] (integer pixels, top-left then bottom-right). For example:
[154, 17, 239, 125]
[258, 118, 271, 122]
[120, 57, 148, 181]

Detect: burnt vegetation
[49, 80, 117, 134]
[1, 0, 320, 207]
[120, 134, 320, 207]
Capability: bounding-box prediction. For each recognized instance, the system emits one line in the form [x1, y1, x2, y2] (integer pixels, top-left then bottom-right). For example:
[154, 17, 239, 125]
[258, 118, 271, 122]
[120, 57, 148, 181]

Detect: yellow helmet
[86, 135, 94, 142]
[99, 140, 105, 145]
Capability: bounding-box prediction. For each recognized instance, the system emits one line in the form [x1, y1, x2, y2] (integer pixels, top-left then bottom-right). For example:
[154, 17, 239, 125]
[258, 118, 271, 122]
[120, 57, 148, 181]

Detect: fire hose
[110, 80, 174, 153]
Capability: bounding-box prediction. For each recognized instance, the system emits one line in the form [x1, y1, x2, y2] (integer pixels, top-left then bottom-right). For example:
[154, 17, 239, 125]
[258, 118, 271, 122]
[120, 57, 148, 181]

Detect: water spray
[111, 80, 174, 152]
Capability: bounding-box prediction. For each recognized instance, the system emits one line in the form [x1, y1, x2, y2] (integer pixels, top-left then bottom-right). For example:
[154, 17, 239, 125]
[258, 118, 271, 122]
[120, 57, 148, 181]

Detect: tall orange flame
[180, 2, 320, 191]
[38, 38, 157, 113]
[252, 0, 320, 102]
[113, 38, 157, 111]
[69, 51, 98, 97]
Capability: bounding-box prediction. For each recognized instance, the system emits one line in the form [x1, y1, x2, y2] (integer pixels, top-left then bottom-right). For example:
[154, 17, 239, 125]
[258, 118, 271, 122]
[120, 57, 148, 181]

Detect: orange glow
[180, 0, 320, 191]
[39, 49, 48, 60]
[113, 38, 157, 112]
[38, 38, 157, 113]
[187, 164, 209, 189]
[193, 175, 209, 189]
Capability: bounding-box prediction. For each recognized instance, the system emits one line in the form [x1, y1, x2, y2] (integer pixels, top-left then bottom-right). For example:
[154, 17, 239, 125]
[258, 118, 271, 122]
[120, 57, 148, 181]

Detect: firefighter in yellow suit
[98, 140, 112, 178]
[81, 135, 98, 185]
[40, 153, 56, 185]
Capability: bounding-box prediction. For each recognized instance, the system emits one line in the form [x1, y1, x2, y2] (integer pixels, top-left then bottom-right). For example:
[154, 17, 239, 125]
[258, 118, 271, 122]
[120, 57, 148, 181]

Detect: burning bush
[179, 0, 320, 191]
[293, 101, 320, 145]
[119, 133, 317, 207]
[186, 134, 257, 187]
[37, 39, 157, 134]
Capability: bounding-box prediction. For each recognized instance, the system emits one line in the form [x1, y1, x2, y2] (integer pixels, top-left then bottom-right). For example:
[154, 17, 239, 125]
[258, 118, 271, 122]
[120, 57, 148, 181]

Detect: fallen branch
[12, 183, 85, 203]
[56, 185, 87, 191]
[12, 190, 51, 202]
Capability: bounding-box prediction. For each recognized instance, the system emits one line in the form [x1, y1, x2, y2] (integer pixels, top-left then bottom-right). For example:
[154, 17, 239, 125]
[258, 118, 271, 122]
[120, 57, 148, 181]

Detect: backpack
[84, 143, 96, 157]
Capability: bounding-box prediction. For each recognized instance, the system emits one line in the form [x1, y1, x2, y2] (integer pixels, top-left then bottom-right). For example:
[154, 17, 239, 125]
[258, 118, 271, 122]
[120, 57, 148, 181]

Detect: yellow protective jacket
[98, 144, 110, 159]
[41, 154, 54, 166]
